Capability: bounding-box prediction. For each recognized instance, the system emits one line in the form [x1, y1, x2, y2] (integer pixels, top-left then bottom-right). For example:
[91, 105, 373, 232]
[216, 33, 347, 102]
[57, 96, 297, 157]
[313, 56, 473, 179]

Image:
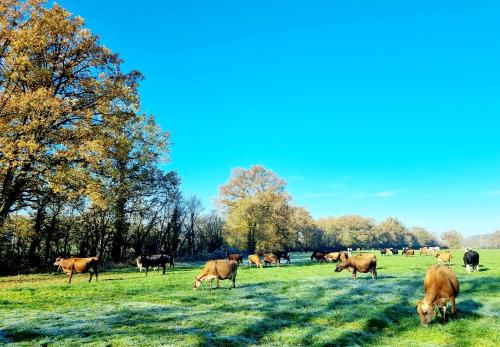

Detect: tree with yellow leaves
[0, 0, 144, 229]
[219, 165, 303, 252]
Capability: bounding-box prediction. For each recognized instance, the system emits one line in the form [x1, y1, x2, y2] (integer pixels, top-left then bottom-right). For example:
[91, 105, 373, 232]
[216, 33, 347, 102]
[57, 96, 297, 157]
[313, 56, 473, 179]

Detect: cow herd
[52, 246, 482, 327]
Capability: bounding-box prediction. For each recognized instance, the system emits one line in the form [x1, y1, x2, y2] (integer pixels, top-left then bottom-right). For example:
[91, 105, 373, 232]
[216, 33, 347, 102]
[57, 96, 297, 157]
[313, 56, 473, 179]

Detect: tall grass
[1, 249, 499, 346]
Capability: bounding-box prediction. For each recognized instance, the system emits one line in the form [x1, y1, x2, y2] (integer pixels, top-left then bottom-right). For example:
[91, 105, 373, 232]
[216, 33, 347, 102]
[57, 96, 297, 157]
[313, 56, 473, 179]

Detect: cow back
[215, 260, 238, 279]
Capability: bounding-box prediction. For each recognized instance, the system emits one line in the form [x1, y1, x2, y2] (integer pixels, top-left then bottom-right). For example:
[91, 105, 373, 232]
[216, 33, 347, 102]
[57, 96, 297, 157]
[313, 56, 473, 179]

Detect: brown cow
[193, 260, 238, 289]
[335, 254, 377, 280]
[325, 252, 341, 262]
[404, 249, 415, 257]
[436, 252, 453, 265]
[248, 254, 263, 268]
[54, 257, 99, 284]
[311, 251, 326, 262]
[340, 252, 349, 262]
[227, 253, 243, 264]
[264, 253, 280, 267]
[417, 264, 459, 326]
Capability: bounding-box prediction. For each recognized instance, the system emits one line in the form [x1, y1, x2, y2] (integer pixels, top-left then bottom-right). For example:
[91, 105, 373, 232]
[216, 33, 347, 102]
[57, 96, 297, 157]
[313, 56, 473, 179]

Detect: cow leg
[68, 271, 73, 284]
[438, 305, 447, 322]
[475, 265, 479, 272]
[216, 279, 221, 289]
[352, 269, 357, 280]
[466, 264, 471, 273]
[450, 297, 457, 319]
[162, 264, 166, 275]
[372, 268, 377, 280]
[232, 276, 236, 289]
[89, 269, 94, 282]
[145, 266, 149, 276]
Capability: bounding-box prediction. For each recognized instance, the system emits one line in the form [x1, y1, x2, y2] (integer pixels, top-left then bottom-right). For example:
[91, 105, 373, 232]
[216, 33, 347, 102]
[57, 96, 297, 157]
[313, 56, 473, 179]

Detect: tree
[0, 1, 143, 230]
[218, 166, 292, 252]
[490, 230, 500, 248]
[411, 227, 439, 247]
[185, 196, 203, 256]
[99, 116, 169, 262]
[289, 206, 316, 250]
[376, 217, 408, 248]
[197, 211, 224, 253]
[441, 230, 463, 249]
[316, 215, 376, 249]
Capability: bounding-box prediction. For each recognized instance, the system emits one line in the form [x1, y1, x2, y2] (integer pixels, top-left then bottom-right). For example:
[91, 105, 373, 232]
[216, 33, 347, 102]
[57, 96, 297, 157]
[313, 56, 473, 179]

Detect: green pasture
[0, 249, 499, 346]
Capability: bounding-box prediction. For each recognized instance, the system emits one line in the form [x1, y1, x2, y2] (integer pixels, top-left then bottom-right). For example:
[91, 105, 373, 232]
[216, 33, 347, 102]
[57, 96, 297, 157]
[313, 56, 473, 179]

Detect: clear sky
[57, 0, 500, 236]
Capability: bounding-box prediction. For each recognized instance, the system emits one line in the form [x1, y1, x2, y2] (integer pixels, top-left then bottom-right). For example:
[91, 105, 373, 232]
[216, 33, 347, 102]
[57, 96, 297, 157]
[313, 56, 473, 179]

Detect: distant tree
[197, 211, 225, 253]
[185, 196, 203, 256]
[410, 227, 439, 247]
[289, 206, 316, 250]
[317, 215, 376, 249]
[375, 217, 408, 248]
[218, 165, 294, 252]
[490, 230, 500, 248]
[441, 230, 463, 249]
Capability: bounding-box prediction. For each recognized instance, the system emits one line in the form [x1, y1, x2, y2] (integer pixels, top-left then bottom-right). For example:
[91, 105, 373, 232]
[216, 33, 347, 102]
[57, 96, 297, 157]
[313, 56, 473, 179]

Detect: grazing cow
[392, 248, 399, 255]
[335, 254, 377, 280]
[380, 248, 387, 256]
[54, 256, 99, 284]
[403, 248, 415, 256]
[325, 252, 341, 263]
[248, 254, 263, 268]
[311, 251, 326, 262]
[340, 252, 349, 262]
[417, 264, 459, 326]
[226, 252, 244, 265]
[136, 254, 173, 275]
[274, 251, 291, 264]
[463, 248, 479, 273]
[420, 247, 429, 256]
[264, 253, 280, 267]
[193, 260, 238, 289]
[436, 252, 453, 265]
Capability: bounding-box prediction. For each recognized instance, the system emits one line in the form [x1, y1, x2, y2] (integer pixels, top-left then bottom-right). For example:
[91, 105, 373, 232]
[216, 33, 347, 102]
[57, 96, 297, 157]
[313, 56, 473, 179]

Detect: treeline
[217, 166, 443, 253]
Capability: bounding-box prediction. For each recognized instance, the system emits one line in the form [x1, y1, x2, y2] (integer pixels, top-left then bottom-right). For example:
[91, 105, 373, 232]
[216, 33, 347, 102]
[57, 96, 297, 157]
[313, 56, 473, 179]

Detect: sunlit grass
[1, 249, 499, 346]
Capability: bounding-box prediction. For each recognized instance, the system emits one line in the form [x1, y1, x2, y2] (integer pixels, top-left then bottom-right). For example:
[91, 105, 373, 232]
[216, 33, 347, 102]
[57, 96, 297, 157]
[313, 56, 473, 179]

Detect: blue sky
[58, 1, 500, 236]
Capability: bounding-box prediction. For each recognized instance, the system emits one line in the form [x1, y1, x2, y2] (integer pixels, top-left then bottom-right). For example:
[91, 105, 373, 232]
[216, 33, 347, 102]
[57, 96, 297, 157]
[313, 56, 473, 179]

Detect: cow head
[416, 300, 434, 327]
[53, 257, 62, 267]
[193, 277, 203, 290]
[335, 264, 344, 272]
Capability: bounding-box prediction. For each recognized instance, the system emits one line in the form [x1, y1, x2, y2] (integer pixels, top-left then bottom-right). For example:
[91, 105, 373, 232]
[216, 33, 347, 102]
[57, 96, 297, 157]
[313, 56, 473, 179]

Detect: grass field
[0, 250, 499, 347]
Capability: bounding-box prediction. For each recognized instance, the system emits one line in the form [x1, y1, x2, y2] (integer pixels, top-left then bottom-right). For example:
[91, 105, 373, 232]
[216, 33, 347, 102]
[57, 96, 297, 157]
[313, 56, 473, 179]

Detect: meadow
[0, 250, 499, 347]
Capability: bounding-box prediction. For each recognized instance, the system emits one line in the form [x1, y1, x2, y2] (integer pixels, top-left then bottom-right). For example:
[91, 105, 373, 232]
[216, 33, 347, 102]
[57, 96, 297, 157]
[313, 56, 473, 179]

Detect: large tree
[0, 1, 142, 229]
[218, 165, 293, 252]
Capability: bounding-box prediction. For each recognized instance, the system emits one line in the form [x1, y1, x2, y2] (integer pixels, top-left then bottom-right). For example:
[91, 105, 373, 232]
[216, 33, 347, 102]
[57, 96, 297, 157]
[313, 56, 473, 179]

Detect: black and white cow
[463, 248, 479, 273]
[136, 254, 174, 275]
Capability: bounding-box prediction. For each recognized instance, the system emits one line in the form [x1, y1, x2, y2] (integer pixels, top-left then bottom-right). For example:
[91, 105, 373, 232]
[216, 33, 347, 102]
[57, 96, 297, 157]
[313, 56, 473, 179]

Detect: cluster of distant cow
[52, 246, 481, 327]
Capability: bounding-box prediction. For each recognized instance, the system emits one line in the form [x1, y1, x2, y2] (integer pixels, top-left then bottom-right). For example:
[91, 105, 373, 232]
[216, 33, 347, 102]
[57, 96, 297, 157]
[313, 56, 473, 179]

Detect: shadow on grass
[2, 272, 495, 347]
